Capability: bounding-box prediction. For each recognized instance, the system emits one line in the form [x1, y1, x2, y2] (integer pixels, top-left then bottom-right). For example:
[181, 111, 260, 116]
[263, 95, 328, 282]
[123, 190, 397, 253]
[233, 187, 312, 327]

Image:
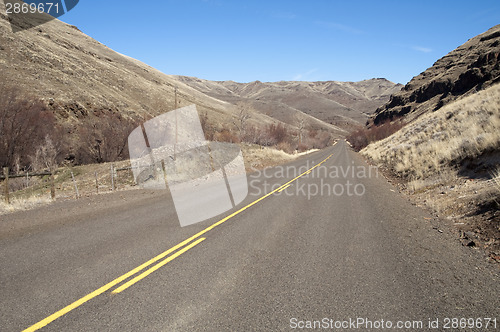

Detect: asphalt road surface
[1, 141, 499, 331]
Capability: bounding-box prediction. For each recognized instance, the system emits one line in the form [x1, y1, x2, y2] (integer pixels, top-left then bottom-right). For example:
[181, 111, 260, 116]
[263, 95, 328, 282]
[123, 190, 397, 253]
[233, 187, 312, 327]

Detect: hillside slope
[362, 83, 500, 256]
[0, 4, 345, 166]
[0, 7, 250, 125]
[373, 24, 500, 124]
[0, 3, 400, 168]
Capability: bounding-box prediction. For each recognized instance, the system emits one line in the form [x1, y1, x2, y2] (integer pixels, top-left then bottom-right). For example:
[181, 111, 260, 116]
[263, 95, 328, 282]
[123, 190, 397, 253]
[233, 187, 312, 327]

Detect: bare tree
[30, 135, 59, 172]
[233, 103, 251, 140]
[0, 87, 55, 169]
[78, 112, 138, 163]
[296, 116, 305, 146]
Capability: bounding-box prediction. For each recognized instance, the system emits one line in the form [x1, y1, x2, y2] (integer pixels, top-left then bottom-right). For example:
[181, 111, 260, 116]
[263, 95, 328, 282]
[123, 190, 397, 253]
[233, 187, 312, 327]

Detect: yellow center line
[277, 184, 291, 192]
[112, 238, 206, 294]
[23, 152, 334, 332]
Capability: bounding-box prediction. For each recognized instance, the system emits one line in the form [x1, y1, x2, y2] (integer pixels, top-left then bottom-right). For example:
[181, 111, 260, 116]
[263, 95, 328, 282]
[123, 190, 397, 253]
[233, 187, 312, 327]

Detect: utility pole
[174, 86, 178, 109]
[174, 87, 178, 161]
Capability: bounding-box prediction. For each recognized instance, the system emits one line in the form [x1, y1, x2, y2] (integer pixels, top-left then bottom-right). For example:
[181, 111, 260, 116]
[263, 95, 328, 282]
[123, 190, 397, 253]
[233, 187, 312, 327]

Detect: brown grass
[362, 83, 500, 179]
[492, 167, 500, 193]
[0, 144, 306, 214]
[362, 83, 500, 254]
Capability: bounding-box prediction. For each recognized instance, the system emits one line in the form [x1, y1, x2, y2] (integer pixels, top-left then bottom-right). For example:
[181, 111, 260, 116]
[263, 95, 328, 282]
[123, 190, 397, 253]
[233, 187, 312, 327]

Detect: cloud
[411, 46, 432, 53]
[315, 21, 364, 34]
[272, 11, 297, 20]
[293, 68, 319, 81]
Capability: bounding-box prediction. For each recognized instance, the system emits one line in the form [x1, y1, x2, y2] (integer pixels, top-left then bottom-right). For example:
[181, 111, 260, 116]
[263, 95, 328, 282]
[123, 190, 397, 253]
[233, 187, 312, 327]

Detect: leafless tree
[0, 87, 55, 169]
[30, 135, 59, 172]
[295, 116, 305, 146]
[233, 103, 251, 140]
[78, 112, 138, 163]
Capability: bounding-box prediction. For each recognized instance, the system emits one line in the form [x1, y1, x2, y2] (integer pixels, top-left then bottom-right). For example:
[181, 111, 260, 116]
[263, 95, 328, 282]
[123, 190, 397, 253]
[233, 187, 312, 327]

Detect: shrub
[77, 112, 138, 164]
[347, 120, 404, 151]
[276, 141, 294, 154]
[213, 129, 240, 143]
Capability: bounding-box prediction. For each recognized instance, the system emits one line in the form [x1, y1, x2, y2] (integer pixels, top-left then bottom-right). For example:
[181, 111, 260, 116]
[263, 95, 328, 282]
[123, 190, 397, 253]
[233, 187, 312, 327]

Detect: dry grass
[493, 167, 500, 193]
[362, 83, 500, 254]
[0, 144, 314, 214]
[0, 196, 52, 215]
[362, 83, 500, 179]
[241, 143, 302, 171]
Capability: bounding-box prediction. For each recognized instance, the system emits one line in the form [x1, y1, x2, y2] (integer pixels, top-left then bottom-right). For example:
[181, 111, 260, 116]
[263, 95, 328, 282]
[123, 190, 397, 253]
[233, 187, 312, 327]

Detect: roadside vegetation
[200, 108, 332, 154]
[361, 83, 500, 257]
[0, 91, 330, 213]
[1, 88, 332, 173]
[346, 120, 404, 151]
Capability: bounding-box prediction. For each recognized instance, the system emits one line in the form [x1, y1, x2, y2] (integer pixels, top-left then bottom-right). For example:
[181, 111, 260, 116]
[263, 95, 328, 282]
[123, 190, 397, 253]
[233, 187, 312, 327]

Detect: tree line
[0, 87, 138, 173]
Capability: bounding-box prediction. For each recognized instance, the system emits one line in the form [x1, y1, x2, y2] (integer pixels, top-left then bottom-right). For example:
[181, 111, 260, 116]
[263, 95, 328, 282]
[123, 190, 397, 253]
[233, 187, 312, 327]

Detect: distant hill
[176, 77, 402, 131]
[373, 24, 500, 125]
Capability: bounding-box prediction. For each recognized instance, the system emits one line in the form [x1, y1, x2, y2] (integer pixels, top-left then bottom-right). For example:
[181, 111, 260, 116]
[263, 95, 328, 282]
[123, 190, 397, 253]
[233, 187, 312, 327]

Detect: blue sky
[60, 0, 500, 84]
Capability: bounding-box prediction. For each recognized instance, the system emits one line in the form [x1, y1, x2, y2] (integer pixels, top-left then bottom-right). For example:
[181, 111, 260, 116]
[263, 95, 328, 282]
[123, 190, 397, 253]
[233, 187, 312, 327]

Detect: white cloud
[315, 21, 364, 34]
[272, 11, 297, 20]
[411, 46, 433, 53]
[293, 68, 319, 81]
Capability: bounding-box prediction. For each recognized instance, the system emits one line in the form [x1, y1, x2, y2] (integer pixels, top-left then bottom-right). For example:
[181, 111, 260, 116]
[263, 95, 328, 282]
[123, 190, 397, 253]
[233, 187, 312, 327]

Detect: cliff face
[373, 25, 500, 125]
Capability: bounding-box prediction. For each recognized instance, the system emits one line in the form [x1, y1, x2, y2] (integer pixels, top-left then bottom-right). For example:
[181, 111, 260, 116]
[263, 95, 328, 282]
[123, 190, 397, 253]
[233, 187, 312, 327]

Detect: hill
[361, 25, 500, 259]
[176, 77, 402, 131]
[0, 5, 334, 167]
[372, 24, 500, 125]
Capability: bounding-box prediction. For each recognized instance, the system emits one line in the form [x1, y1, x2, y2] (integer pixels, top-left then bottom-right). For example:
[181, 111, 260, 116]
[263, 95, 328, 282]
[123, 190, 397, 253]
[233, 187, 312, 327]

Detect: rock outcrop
[373, 24, 500, 124]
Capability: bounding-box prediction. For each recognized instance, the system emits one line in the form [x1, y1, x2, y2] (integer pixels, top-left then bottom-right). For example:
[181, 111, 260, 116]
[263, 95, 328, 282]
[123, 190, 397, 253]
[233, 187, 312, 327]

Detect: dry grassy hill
[373, 24, 500, 125]
[2, 2, 394, 170]
[360, 25, 500, 260]
[0, 5, 281, 160]
[362, 83, 500, 256]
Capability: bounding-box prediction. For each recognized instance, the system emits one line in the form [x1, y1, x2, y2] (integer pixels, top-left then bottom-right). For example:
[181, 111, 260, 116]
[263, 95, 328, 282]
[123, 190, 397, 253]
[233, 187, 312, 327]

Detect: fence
[1, 163, 137, 204]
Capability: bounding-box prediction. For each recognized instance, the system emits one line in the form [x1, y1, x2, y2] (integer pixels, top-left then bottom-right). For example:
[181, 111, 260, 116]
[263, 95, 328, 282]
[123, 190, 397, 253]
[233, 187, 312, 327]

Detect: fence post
[71, 171, 79, 199]
[50, 169, 55, 200]
[110, 164, 115, 191]
[95, 171, 99, 194]
[3, 167, 9, 204]
[161, 160, 167, 182]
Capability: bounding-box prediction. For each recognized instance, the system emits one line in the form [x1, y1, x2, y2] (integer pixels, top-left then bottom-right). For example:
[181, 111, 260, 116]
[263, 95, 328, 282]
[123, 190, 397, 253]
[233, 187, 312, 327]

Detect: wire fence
[1, 163, 138, 204]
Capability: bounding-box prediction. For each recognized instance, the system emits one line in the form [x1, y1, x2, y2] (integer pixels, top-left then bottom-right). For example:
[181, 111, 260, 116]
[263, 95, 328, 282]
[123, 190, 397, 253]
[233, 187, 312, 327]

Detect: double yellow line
[23, 152, 334, 332]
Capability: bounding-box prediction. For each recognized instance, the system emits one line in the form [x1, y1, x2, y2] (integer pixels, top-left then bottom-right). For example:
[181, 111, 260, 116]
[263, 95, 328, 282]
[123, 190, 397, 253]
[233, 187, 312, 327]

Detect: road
[1, 141, 499, 331]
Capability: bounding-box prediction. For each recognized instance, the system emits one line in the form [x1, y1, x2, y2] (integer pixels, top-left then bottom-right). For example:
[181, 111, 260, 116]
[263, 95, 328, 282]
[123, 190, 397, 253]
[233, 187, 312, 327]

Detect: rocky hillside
[373, 24, 500, 124]
[362, 24, 500, 260]
[362, 82, 500, 257]
[177, 77, 402, 131]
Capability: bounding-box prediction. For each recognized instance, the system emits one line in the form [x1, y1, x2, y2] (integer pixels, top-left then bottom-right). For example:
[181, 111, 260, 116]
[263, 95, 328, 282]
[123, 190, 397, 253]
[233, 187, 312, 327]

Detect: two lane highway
[1, 141, 499, 331]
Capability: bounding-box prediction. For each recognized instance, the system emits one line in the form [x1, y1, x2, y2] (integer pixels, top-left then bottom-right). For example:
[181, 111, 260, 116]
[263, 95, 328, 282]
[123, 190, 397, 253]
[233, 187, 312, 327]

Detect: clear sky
[59, 0, 500, 84]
